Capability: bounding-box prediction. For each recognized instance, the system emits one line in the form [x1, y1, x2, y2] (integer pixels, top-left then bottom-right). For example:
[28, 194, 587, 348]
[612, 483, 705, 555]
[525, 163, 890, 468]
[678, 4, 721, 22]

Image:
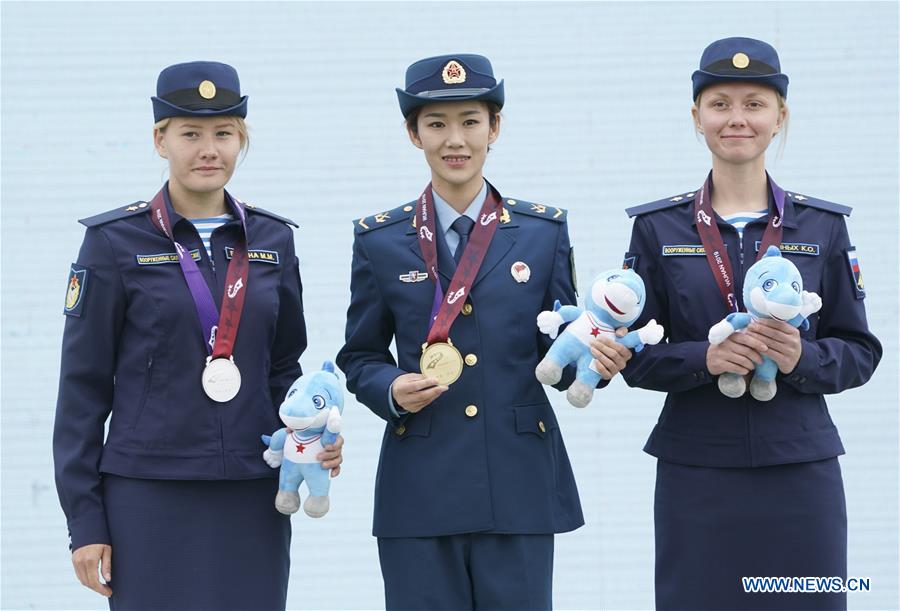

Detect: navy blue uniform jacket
[337, 197, 584, 538]
[622, 188, 881, 468]
[54, 192, 305, 550]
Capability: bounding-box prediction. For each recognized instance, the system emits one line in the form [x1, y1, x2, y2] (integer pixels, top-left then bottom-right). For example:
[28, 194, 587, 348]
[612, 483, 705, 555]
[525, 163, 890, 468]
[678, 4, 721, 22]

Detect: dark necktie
[452, 216, 475, 263]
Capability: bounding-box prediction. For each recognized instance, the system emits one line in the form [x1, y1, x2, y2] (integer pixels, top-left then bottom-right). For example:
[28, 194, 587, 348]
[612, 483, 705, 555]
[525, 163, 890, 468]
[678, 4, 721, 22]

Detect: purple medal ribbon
[148, 184, 248, 354]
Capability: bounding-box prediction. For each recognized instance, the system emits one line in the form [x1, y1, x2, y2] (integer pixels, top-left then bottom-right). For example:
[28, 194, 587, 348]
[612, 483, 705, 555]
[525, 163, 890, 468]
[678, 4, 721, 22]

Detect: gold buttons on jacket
[461, 303, 473, 316]
[464, 354, 478, 367]
[395, 425, 406, 436]
[465, 405, 478, 418]
[538, 420, 546, 433]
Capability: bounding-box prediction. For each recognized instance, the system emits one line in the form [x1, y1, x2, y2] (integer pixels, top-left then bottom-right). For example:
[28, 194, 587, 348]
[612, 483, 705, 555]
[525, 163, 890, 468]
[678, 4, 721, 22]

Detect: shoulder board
[504, 198, 567, 222]
[626, 191, 697, 218]
[242, 203, 299, 227]
[79, 201, 151, 227]
[354, 201, 416, 234]
[785, 191, 851, 216]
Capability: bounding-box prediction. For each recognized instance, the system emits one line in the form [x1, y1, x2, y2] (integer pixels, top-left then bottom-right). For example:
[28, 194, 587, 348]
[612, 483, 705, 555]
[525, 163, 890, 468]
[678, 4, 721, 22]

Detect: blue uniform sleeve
[620, 216, 713, 392]
[268, 231, 306, 408]
[783, 216, 881, 393]
[336, 234, 406, 424]
[541, 220, 581, 390]
[53, 227, 125, 551]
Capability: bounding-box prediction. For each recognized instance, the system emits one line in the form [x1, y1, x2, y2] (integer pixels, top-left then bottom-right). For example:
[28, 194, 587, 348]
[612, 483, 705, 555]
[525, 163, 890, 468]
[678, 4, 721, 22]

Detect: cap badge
[732, 53, 750, 69]
[442, 60, 467, 85]
[198, 80, 217, 99]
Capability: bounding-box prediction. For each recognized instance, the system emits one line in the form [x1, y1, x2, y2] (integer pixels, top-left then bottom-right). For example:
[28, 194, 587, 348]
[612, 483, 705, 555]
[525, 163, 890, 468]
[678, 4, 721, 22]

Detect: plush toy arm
[321, 406, 342, 447]
[261, 428, 287, 468]
[709, 313, 752, 344]
[799, 290, 823, 318]
[537, 304, 582, 339]
[555, 303, 583, 323]
[619, 319, 665, 352]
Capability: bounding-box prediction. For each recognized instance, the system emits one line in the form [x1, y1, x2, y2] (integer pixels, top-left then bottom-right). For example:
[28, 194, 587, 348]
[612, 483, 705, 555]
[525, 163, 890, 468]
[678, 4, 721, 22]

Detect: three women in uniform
[55, 39, 880, 611]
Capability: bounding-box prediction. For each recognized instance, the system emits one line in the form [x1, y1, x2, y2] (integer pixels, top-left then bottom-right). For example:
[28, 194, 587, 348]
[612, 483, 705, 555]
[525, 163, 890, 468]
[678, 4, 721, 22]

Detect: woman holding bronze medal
[53, 61, 342, 611]
[620, 38, 881, 609]
[337, 54, 631, 609]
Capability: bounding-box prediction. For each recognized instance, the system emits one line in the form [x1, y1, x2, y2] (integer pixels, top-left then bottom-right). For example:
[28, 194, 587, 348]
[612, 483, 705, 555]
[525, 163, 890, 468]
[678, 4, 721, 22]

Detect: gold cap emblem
[732, 53, 750, 69]
[198, 80, 217, 99]
[442, 60, 467, 85]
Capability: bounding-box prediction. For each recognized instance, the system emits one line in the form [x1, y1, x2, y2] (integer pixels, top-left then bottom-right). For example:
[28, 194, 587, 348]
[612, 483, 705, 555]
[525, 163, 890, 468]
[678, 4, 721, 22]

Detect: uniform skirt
[104, 475, 291, 611]
[655, 458, 847, 611]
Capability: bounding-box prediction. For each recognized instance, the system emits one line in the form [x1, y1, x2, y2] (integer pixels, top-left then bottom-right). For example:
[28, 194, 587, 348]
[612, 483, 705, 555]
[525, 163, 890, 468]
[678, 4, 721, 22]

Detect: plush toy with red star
[536, 268, 664, 407]
[261, 362, 344, 517]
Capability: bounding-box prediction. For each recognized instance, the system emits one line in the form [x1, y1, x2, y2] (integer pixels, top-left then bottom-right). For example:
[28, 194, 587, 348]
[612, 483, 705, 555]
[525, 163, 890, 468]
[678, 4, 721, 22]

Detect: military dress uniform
[53, 62, 305, 611]
[336, 54, 584, 610]
[621, 38, 882, 611]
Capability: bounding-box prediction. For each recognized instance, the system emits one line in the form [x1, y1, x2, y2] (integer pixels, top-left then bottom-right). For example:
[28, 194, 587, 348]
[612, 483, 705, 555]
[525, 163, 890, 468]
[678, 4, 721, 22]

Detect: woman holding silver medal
[53, 61, 343, 611]
[620, 38, 881, 609]
[337, 53, 632, 609]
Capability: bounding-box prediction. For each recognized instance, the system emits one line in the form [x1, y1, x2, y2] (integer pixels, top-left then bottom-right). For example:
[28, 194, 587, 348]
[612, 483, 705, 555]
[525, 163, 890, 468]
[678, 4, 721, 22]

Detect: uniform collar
[685, 177, 798, 230]
[162, 182, 249, 238]
[432, 180, 487, 235]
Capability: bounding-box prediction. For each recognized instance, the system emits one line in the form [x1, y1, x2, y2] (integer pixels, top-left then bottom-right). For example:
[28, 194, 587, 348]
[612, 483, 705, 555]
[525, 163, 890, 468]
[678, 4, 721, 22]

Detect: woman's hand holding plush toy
[706, 333, 766, 376]
[745, 319, 802, 374]
[589, 329, 633, 380]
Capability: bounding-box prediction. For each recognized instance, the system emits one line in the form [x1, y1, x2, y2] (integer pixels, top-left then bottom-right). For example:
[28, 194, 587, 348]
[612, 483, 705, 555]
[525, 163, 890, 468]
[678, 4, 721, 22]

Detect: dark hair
[405, 101, 501, 135]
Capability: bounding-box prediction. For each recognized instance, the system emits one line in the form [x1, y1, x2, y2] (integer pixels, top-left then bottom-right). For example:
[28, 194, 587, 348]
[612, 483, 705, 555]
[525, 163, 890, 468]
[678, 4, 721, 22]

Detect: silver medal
[202, 356, 242, 403]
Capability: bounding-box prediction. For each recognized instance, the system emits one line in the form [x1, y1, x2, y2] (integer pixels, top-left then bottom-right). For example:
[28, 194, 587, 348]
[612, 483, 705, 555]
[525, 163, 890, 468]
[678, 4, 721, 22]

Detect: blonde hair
[154, 115, 250, 159]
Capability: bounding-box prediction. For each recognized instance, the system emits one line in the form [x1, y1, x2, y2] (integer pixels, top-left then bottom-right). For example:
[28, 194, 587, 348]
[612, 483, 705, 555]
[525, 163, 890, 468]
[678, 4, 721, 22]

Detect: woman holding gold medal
[337, 54, 631, 609]
[53, 61, 342, 611]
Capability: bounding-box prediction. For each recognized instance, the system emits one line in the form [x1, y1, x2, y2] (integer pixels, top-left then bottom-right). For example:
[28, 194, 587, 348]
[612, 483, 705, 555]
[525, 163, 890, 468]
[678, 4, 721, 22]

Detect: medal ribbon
[694, 171, 785, 313]
[416, 181, 502, 344]
[148, 184, 249, 359]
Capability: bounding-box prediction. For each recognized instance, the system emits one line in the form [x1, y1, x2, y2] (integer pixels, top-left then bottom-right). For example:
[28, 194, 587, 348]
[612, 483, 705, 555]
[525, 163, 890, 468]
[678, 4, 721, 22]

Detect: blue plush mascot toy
[708, 245, 823, 401]
[261, 362, 344, 517]
[536, 267, 664, 407]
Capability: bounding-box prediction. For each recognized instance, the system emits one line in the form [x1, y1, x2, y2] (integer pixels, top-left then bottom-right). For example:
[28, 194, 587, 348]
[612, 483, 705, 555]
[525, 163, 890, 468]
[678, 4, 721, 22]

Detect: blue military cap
[396, 54, 505, 118]
[152, 61, 248, 122]
[692, 37, 789, 100]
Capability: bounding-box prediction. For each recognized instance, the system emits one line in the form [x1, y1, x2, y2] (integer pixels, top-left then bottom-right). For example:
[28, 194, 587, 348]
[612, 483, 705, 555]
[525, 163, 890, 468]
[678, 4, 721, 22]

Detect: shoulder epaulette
[504, 198, 567, 222]
[354, 201, 416, 234]
[785, 191, 851, 216]
[79, 201, 151, 227]
[626, 191, 697, 218]
[242, 203, 299, 227]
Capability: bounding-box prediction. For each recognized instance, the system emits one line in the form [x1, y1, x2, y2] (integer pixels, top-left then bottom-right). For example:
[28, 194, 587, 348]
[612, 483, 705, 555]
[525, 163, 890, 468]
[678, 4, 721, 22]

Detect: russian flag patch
[845, 247, 865, 299]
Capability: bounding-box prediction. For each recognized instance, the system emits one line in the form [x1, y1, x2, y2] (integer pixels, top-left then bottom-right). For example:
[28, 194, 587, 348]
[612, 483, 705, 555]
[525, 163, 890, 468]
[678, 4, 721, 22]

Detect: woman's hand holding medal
[392, 373, 449, 413]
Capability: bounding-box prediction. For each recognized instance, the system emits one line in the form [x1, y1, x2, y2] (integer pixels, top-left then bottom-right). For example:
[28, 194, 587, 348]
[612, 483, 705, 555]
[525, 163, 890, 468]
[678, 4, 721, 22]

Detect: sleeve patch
[623, 252, 639, 271]
[845, 247, 865, 299]
[64, 264, 89, 316]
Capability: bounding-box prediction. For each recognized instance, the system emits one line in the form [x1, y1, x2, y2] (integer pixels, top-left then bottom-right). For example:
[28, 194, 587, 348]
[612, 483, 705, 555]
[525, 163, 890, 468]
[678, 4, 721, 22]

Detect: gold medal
[420, 340, 464, 386]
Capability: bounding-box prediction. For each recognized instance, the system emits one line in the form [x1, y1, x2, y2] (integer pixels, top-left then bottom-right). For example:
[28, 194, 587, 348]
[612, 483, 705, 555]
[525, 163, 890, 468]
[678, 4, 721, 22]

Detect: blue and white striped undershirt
[720, 210, 767, 239]
[188, 215, 233, 259]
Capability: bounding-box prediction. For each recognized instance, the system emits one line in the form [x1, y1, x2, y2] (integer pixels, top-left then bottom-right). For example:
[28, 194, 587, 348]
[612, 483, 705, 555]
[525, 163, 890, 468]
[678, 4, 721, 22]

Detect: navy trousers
[104, 475, 291, 611]
[378, 533, 554, 610]
[655, 458, 847, 611]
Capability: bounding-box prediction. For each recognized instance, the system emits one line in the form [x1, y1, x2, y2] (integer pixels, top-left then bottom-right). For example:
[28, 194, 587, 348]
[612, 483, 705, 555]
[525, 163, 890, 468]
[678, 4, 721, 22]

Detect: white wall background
[2, 2, 897, 610]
